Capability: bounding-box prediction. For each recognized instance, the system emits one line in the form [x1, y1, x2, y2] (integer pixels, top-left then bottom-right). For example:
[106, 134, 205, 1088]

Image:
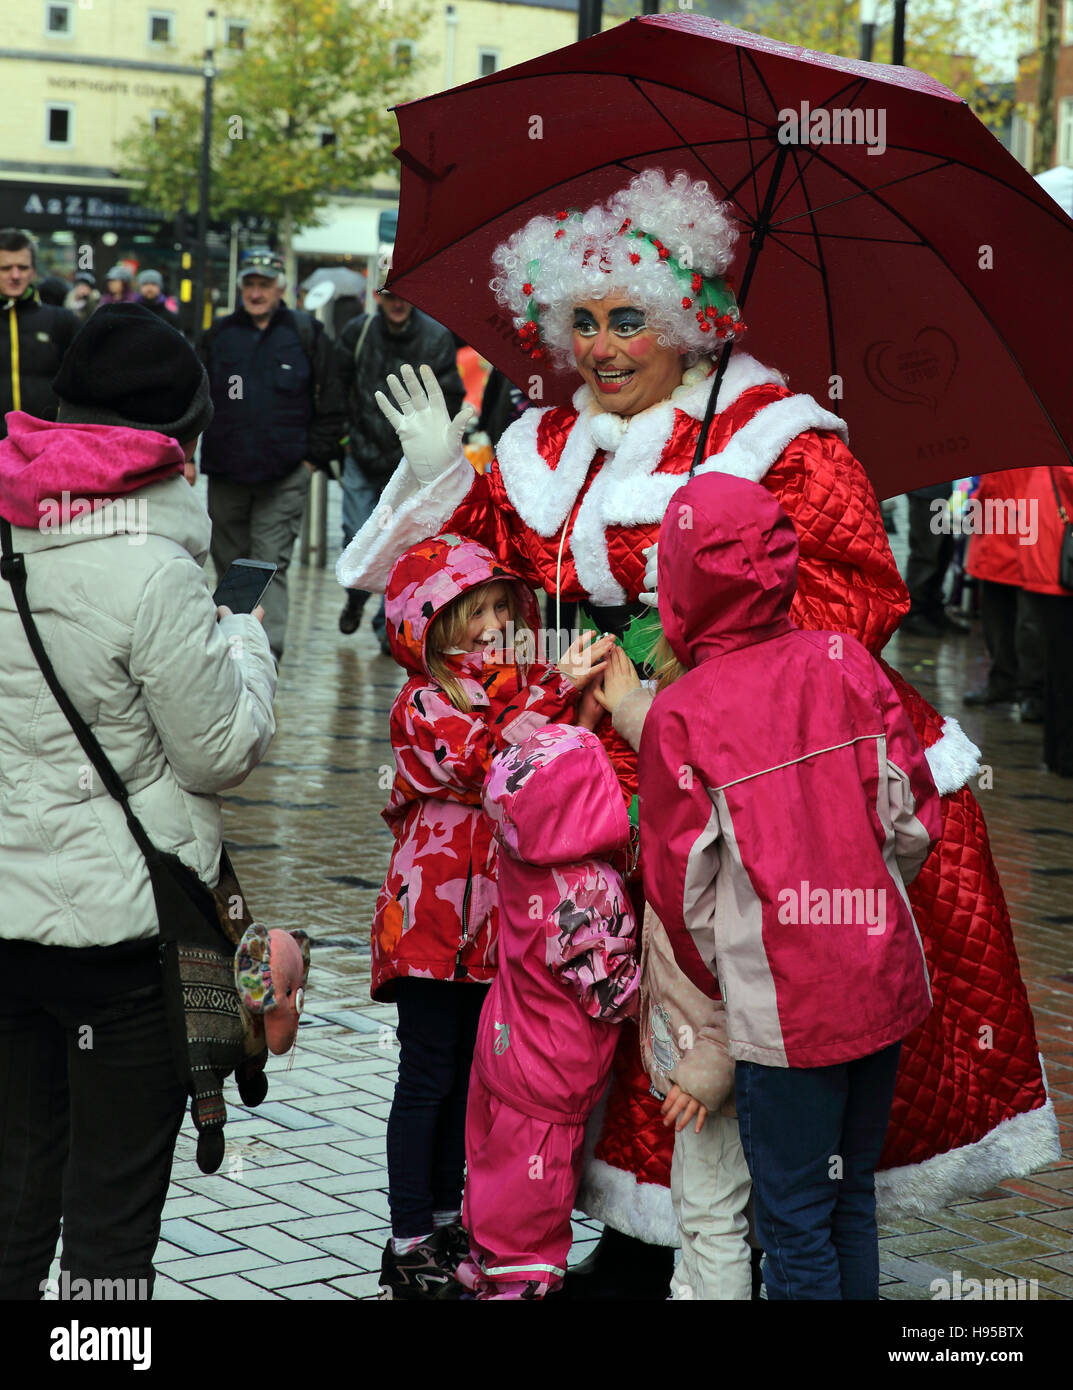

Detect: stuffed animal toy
[235, 923, 312, 1056]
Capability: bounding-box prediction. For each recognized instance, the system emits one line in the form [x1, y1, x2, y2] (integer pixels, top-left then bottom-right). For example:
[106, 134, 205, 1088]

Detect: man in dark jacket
[0, 229, 80, 440]
[334, 278, 465, 648]
[135, 270, 181, 331]
[199, 248, 345, 661]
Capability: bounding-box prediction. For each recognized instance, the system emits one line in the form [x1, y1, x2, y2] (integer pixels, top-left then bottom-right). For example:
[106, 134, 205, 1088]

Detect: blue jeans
[386, 979, 489, 1239]
[340, 454, 386, 638]
[734, 1041, 901, 1300]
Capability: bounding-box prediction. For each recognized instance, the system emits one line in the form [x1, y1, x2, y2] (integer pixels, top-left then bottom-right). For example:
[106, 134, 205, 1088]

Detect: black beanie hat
[52, 302, 214, 441]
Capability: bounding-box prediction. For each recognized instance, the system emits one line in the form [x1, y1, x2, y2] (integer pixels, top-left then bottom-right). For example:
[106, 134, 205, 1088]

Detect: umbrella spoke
[784, 144, 840, 419]
[760, 228, 824, 275]
[773, 229, 925, 247]
[768, 157, 956, 229]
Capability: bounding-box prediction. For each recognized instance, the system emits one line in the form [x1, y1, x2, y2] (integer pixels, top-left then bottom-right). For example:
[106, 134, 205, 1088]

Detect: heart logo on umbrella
[863, 328, 959, 412]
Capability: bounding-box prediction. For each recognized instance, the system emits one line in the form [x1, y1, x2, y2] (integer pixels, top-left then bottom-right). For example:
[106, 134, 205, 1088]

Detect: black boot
[339, 588, 367, 635]
[555, 1228, 676, 1301]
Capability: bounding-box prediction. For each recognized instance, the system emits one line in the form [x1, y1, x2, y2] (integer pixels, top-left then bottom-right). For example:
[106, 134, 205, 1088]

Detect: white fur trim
[875, 1096, 1062, 1221]
[496, 405, 594, 538]
[499, 354, 804, 601]
[925, 716, 982, 797]
[335, 452, 472, 592]
[577, 1158, 680, 1247]
[578, 1097, 1061, 1243]
[695, 393, 849, 487]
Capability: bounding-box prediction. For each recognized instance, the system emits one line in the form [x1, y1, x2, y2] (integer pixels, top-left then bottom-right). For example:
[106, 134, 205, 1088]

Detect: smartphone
[212, 559, 277, 613]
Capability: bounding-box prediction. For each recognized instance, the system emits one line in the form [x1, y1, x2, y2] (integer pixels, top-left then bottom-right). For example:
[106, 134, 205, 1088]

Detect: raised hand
[592, 643, 641, 715]
[557, 629, 616, 688]
[374, 363, 475, 484]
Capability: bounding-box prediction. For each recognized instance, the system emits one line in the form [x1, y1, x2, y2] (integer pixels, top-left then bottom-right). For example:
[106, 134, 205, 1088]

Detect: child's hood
[657, 472, 798, 667]
[483, 725, 629, 867]
[383, 533, 540, 678]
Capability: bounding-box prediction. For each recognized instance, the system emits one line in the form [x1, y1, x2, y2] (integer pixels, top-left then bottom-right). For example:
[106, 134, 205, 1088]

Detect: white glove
[375, 363, 475, 485]
[639, 542, 658, 608]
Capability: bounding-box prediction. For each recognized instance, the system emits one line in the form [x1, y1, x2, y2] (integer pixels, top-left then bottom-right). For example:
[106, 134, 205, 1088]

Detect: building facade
[1012, 0, 1073, 168]
[0, 0, 742, 307]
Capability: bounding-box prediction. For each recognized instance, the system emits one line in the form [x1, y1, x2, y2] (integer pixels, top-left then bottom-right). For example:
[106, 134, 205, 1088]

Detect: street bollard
[299, 468, 329, 568]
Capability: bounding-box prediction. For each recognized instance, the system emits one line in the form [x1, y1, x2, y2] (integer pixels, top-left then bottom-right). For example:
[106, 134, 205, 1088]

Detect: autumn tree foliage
[118, 0, 429, 248]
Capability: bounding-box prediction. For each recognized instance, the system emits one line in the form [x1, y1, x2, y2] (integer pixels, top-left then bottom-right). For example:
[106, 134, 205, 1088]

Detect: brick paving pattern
[80, 490, 1073, 1300]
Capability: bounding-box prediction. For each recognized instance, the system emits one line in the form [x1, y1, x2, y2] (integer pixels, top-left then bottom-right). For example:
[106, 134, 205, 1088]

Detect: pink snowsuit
[458, 724, 641, 1299]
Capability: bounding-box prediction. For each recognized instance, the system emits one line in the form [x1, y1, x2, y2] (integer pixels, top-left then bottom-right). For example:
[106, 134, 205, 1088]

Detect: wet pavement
[110, 490, 1073, 1300]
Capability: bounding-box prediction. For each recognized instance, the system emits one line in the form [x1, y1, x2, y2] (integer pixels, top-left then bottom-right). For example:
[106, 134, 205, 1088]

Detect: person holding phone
[0, 303, 277, 1300]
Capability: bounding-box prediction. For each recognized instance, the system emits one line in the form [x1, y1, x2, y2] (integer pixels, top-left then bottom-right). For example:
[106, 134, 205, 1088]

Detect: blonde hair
[649, 632, 687, 692]
[426, 581, 532, 713]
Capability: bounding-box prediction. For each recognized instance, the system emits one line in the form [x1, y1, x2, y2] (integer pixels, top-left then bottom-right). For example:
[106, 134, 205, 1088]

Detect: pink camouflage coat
[370, 535, 579, 1001]
[475, 724, 641, 1122]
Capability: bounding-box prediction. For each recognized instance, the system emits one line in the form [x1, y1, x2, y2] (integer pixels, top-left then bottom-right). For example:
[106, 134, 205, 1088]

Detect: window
[1010, 111, 1035, 169]
[315, 126, 337, 150]
[45, 1, 73, 36]
[1059, 97, 1073, 165]
[148, 11, 174, 45]
[45, 103, 73, 146]
[224, 19, 248, 50]
[392, 40, 415, 72]
[478, 49, 499, 78]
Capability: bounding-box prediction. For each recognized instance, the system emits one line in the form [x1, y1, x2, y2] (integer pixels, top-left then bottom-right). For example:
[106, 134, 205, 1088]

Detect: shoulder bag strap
[0, 517, 160, 865]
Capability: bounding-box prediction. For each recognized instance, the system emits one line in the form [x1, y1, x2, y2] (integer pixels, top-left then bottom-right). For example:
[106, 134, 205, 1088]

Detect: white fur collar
[495, 352, 840, 606]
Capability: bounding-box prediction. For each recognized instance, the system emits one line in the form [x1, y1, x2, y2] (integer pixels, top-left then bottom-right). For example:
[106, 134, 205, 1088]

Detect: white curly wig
[490, 169, 744, 367]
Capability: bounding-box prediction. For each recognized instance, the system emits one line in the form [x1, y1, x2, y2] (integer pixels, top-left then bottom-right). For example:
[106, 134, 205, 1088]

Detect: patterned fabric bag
[1, 518, 268, 1174]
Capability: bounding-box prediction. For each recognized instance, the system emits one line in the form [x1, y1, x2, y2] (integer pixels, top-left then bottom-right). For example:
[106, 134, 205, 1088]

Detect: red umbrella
[386, 13, 1073, 497]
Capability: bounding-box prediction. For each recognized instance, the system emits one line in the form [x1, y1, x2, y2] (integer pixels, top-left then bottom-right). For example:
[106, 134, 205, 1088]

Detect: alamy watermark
[930, 1270, 1037, 1300]
[777, 101, 887, 156]
[777, 880, 887, 934]
[39, 492, 147, 546]
[41, 1272, 149, 1300]
[931, 496, 1037, 546]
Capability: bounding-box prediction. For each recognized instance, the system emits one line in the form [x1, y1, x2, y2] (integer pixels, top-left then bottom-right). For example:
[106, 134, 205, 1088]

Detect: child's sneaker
[379, 1229, 463, 1300]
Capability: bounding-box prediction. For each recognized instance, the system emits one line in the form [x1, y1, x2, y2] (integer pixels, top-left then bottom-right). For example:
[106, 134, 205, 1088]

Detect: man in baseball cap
[197, 246, 345, 662]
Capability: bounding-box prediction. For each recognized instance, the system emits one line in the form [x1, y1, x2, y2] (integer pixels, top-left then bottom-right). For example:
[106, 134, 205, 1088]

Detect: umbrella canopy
[387, 13, 1073, 497]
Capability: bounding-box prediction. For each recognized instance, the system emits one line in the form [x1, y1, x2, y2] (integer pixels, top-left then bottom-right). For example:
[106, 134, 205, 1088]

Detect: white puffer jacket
[0, 419, 276, 947]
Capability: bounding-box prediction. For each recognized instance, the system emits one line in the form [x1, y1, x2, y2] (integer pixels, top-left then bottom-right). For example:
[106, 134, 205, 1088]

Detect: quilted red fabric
[447, 384, 1050, 1200]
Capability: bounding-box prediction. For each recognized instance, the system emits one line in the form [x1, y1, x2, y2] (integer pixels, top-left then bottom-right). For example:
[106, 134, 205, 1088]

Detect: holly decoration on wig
[339, 168, 1058, 1296]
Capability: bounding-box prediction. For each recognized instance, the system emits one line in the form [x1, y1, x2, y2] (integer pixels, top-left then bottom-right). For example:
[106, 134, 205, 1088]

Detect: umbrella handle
[689, 144, 791, 476]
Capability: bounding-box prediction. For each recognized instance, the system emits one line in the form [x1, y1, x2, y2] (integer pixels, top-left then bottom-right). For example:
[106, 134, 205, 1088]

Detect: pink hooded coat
[474, 724, 640, 1123]
[370, 535, 578, 1000]
[640, 473, 941, 1069]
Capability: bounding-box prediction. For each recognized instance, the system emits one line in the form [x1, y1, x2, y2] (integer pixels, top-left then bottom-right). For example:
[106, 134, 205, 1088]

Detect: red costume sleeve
[444, 462, 547, 592]
[764, 432, 910, 655]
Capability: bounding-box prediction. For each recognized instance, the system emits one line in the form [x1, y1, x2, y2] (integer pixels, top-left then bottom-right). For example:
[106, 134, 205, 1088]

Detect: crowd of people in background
[2, 222, 1068, 774]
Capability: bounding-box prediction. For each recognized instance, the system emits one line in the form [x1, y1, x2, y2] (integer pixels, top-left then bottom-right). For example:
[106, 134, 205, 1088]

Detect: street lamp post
[578, 0, 602, 41]
[859, 0, 878, 62]
[193, 9, 216, 350]
[892, 0, 907, 65]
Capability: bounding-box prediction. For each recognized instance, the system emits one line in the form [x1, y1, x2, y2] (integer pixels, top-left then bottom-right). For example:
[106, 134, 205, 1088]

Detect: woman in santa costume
[340, 169, 1060, 1297]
